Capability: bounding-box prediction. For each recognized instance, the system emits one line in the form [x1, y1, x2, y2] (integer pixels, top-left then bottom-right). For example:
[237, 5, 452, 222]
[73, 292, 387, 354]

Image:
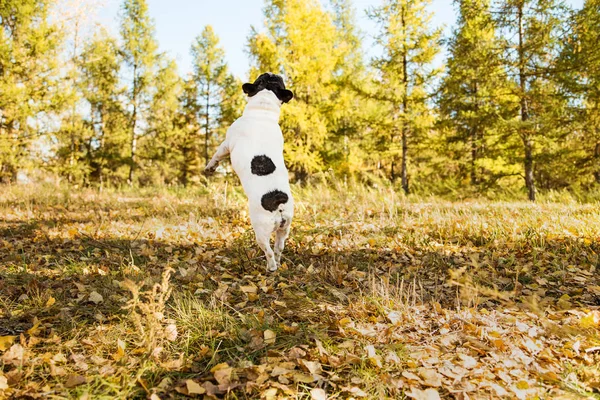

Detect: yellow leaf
[46, 296, 56, 307]
[27, 318, 41, 336]
[240, 285, 257, 294]
[185, 379, 205, 395]
[0, 336, 17, 352]
[113, 339, 126, 361]
[264, 329, 276, 345]
[580, 311, 600, 328]
[209, 362, 230, 373]
[516, 380, 529, 390]
[294, 373, 315, 383]
[338, 317, 352, 326]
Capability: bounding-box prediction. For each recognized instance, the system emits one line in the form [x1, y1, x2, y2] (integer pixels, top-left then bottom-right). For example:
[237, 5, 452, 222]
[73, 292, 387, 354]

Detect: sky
[94, 0, 584, 80]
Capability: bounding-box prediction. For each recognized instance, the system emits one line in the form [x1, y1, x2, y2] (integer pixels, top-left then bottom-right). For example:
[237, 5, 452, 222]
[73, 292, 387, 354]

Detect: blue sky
[96, 0, 584, 80]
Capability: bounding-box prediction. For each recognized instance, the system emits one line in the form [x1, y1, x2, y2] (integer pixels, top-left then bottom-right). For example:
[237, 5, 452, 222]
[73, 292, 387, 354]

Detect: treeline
[1, 0, 599, 200]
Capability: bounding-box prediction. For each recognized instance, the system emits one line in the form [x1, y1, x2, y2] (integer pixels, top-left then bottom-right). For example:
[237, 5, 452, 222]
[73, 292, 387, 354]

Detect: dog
[204, 72, 294, 272]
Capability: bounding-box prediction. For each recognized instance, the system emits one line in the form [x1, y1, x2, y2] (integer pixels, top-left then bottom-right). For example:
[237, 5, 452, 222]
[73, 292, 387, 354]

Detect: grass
[1, 180, 599, 399]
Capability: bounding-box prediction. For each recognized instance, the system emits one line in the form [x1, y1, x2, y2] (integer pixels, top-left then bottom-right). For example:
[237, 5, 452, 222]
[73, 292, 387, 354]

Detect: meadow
[1, 180, 599, 399]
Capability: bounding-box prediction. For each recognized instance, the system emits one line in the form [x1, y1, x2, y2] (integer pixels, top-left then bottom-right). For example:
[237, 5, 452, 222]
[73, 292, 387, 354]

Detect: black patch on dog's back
[251, 155, 276, 176]
[261, 190, 289, 212]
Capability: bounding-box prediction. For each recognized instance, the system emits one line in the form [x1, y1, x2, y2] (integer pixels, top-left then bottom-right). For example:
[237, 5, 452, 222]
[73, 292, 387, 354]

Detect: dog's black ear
[243, 83, 259, 96]
[278, 89, 294, 103]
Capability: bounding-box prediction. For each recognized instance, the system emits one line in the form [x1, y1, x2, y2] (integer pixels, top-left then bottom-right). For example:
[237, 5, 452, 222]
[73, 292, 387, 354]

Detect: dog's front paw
[203, 165, 216, 176]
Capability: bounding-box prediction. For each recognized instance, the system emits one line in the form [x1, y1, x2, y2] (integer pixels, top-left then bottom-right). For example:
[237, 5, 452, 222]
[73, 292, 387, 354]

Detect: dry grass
[1, 180, 599, 399]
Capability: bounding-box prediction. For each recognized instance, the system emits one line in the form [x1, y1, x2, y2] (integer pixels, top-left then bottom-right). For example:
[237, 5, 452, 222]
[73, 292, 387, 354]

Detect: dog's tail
[276, 205, 292, 229]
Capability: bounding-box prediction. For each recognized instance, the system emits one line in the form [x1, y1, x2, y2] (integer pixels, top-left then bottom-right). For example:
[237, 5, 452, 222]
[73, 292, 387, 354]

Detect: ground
[0, 181, 599, 399]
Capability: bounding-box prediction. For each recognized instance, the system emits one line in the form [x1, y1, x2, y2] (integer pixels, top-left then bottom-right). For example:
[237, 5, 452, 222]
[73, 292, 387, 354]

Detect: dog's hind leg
[204, 140, 230, 175]
[254, 224, 278, 272]
[274, 223, 290, 266]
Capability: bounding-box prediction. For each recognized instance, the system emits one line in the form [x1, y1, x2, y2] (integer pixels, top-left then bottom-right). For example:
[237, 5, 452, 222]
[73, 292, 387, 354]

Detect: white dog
[204, 72, 294, 272]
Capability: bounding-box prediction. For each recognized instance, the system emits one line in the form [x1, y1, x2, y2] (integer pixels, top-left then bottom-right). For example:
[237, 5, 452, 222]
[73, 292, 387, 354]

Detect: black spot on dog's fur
[261, 190, 289, 212]
[243, 72, 294, 103]
[251, 155, 276, 176]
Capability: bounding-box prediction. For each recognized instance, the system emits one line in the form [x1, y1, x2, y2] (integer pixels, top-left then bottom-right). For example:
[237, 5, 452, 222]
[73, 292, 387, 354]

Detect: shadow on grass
[2, 215, 599, 336]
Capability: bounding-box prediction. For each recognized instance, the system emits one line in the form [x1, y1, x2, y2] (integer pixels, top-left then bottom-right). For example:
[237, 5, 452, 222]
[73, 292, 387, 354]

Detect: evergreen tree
[191, 25, 228, 167]
[369, 0, 442, 193]
[438, 0, 512, 188]
[0, 0, 61, 183]
[140, 54, 182, 185]
[77, 31, 127, 186]
[325, 0, 374, 179]
[558, 0, 600, 186]
[177, 76, 201, 186]
[248, 0, 340, 180]
[119, 0, 158, 186]
[495, 0, 568, 200]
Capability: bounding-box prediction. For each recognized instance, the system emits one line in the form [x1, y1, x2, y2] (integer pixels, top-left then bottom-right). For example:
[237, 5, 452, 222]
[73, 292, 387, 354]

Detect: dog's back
[227, 93, 294, 229]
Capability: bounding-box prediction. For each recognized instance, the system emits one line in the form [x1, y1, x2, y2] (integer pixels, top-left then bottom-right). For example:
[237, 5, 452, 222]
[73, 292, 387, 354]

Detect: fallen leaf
[213, 366, 232, 385]
[1, 344, 24, 365]
[46, 296, 56, 307]
[0, 336, 17, 352]
[419, 368, 442, 387]
[113, 339, 126, 361]
[165, 324, 178, 341]
[387, 311, 402, 324]
[264, 329, 276, 345]
[458, 353, 477, 369]
[65, 374, 86, 388]
[406, 387, 441, 400]
[299, 359, 322, 375]
[88, 291, 103, 304]
[240, 285, 257, 294]
[26, 318, 41, 336]
[0, 374, 7, 390]
[310, 388, 327, 400]
[185, 379, 205, 395]
[347, 386, 368, 397]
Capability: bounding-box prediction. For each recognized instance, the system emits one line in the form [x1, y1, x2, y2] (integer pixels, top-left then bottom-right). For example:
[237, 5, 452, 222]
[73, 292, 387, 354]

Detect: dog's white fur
[204, 89, 293, 272]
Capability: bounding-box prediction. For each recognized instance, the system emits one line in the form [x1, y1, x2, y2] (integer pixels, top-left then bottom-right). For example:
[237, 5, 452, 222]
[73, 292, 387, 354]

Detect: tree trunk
[400, 5, 409, 195]
[594, 142, 600, 184]
[518, 4, 535, 201]
[523, 136, 535, 200]
[471, 82, 479, 186]
[204, 82, 210, 167]
[401, 125, 408, 194]
[128, 64, 139, 187]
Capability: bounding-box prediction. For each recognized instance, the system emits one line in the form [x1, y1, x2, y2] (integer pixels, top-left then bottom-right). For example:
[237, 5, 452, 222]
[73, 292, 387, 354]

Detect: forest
[2, 1, 600, 398]
[1, 0, 599, 200]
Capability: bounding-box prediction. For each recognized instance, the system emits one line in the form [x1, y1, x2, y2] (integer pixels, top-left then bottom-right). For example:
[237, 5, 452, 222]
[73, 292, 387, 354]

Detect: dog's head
[242, 72, 294, 104]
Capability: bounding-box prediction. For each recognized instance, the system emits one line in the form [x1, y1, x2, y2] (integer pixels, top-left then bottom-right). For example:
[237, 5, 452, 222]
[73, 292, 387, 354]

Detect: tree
[438, 0, 512, 188]
[324, 0, 374, 179]
[369, 0, 442, 193]
[0, 0, 61, 183]
[495, 0, 568, 200]
[77, 30, 128, 186]
[248, 0, 340, 180]
[176, 76, 201, 186]
[139, 55, 182, 185]
[558, 0, 600, 186]
[191, 25, 229, 167]
[119, 0, 158, 186]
